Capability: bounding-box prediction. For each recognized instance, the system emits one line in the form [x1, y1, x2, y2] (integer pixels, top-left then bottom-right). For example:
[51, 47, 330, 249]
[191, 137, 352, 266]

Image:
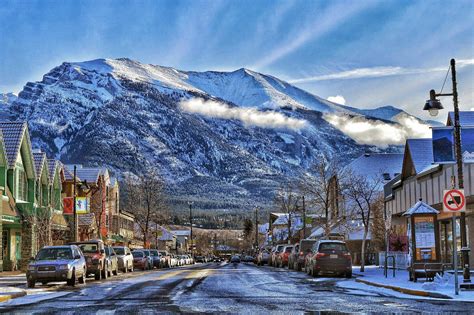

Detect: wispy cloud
[289, 59, 474, 83]
[323, 113, 431, 148]
[251, 1, 379, 70]
[179, 98, 306, 130]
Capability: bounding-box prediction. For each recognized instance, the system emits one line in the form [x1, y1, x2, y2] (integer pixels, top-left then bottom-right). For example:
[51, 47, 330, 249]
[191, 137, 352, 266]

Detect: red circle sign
[443, 189, 465, 211]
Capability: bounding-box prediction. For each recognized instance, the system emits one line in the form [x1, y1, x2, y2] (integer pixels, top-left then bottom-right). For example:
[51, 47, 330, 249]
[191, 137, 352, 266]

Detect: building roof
[447, 111, 474, 127]
[0, 122, 34, 174]
[346, 153, 404, 182]
[47, 159, 62, 185]
[32, 151, 48, 178]
[65, 165, 102, 184]
[406, 139, 434, 174]
[402, 200, 439, 216]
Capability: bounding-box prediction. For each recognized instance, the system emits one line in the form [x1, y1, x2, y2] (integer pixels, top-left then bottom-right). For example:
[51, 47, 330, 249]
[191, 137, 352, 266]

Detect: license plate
[330, 254, 338, 259]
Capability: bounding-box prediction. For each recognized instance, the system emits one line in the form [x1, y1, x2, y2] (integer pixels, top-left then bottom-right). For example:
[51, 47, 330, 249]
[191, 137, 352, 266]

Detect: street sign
[443, 189, 466, 212]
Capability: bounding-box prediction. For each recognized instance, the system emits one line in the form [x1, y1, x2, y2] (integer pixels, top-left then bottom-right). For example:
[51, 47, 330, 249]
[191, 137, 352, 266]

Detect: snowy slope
[6, 58, 406, 212]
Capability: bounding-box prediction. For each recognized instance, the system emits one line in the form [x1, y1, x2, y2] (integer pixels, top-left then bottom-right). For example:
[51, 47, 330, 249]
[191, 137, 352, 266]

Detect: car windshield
[36, 248, 72, 261]
[276, 246, 284, 252]
[78, 244, 99, 253]
[113, 247, 125, 255]
[132, 252, 144, 258]
[143, 250, 150, 256]
[319, 243, 348, 252]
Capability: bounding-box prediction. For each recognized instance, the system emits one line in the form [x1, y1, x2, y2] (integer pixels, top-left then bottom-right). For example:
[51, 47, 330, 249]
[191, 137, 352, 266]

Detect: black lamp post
[72, 165, 90, 242]
[423, 58, 470, 286]
[188, 201, 194, 256]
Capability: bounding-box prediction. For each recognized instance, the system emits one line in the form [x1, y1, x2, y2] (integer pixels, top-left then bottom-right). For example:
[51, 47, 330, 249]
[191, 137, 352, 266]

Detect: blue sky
[1, 0, 473, 119]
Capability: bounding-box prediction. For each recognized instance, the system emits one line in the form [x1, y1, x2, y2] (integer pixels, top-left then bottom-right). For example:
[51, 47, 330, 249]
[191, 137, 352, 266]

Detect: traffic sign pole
[453, 212, 459, 295]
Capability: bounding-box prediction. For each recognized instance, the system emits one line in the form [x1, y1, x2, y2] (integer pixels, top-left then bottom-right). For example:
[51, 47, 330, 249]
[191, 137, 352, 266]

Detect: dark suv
[306, 240, 352, 278]
[70, 240, 107, 280]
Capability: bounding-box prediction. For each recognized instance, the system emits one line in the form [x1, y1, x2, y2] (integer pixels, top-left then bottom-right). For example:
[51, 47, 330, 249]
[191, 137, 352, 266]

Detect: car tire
[102, 263, 108, 279]
[124, 263, 128, 273]
[312, 268, 319, 278]
[79, 272, 86, 284]
[67, 270, 76, 286]
[27, 279, 35, 288]
[95, 270, 101, 280]
[113, 266, 118, 276]
[41, 281, 48, 285]
[130, 264, 134, 272]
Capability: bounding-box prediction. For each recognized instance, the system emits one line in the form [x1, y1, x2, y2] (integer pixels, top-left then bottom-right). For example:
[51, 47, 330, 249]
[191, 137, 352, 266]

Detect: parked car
[306, 240, 352, 278]
[141, 249, 154, 270]
[112, 246, 134, 273]
[294, 239, 317, 271]
[195, 256, 205, 263]
[70, 240, 107, 280]
[230, 255, 241, 263]
[270, 245, 285, 267]
[257, 249, 270, 266]
[26, 245, 87, 288]
[243, 255, 254, 263]
[132, 251, 150, 270]
[149, 249, 162, 269]
[288, 244, 299, 270]
[169, 254, 178, 268]
[104, 246, 119, 276]
[277, 245, 293, 268]
[158, 250, 170, 268]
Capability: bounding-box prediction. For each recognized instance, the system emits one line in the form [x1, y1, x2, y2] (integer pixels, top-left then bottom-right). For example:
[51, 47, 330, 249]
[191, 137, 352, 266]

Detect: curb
[0, 290, 27, 302]
[355, 278, 452, 299]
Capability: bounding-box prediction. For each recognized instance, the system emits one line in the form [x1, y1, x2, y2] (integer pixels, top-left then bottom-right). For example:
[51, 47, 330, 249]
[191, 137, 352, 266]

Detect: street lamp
[423, 58, 470, 287]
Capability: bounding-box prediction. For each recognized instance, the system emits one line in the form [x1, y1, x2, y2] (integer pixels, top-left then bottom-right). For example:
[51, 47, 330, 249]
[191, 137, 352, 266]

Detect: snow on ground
[342, 266, 474, 301]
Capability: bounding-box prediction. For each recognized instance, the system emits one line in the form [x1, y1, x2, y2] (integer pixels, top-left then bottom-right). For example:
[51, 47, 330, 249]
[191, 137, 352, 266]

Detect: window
[17, 168, 28, 201]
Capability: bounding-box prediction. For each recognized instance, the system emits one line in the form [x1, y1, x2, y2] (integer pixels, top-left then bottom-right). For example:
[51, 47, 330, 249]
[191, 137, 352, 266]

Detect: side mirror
[75, 255, 81, 260]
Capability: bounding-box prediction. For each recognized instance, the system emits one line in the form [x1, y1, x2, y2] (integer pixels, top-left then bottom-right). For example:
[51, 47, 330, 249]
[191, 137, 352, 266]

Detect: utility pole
[73, 165, 77, 242]
[255, 207, 259, 254]
[188, 201, 193, 256]
[302, 196, 306, 239]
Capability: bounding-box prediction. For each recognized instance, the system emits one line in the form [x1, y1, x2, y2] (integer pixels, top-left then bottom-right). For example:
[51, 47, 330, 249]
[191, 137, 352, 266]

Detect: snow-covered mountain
[5, 58, 416, 211]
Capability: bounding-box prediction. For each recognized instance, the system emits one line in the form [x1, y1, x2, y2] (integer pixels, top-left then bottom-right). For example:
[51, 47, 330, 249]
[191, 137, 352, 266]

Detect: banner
[63, 197, 73, 215]
[432, 127, 474, 163]
[76, 197, 90, 214]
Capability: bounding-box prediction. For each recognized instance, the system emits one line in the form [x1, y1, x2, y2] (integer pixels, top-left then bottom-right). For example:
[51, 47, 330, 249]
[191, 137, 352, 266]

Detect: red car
[276, 245, 293, 268]
[132, 251, 150, 270]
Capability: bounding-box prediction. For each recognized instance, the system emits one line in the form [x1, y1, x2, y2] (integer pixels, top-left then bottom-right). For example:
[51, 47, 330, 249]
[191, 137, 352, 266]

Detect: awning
[52, 213, 69, 230]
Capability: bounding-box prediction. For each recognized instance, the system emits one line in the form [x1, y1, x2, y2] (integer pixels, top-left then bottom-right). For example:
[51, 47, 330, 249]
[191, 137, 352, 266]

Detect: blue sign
[432, 127, 474, 163]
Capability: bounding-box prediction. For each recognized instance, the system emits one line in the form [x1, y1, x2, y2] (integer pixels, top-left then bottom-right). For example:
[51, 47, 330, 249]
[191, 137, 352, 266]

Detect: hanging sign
[63, 197, 73, 215]
[76, 197, 90, 214]
[443, 189, 466, 212]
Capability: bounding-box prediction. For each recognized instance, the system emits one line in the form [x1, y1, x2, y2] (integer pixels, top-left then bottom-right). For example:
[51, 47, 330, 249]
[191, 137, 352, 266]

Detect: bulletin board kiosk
[403, 200, 442, 282]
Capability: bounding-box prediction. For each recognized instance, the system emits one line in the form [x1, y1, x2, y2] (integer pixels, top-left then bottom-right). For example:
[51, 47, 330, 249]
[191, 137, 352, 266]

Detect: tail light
[299, 251, 304, 256]
[315, 252, 327, 260]
[92, 254, 102, 260]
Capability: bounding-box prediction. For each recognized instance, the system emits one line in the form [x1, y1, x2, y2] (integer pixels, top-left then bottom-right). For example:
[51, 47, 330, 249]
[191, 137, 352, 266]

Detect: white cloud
[323, 113, 431, 148]
[327, 95, 346, 105]
[179, 98, 306, 130]
[289, 59, 474, 83]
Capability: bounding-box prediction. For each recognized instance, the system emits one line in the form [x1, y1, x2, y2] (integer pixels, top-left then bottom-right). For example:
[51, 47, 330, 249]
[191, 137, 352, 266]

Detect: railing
[379, 251, 409, 270]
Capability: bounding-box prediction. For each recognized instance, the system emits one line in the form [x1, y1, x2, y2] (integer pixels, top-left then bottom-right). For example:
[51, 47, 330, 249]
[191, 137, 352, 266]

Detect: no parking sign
[443, 189, 466, 212]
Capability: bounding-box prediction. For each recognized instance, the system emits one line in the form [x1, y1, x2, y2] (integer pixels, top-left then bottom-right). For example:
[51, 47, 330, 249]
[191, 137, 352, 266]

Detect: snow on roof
[0, 121, 27, 169]
[171, 230, 190, 236]
[447, 111, 474, 127]
[346, 153, 403, 181]
[406, 139, 434, 174]
[32, 152, 47, 177]
[47, 159, 61, 184]
[403, 200, 439, 216]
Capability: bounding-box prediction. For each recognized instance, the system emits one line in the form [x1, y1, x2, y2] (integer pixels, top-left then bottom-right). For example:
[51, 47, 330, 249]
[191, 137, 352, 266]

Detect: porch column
[20, 217, 36, 271]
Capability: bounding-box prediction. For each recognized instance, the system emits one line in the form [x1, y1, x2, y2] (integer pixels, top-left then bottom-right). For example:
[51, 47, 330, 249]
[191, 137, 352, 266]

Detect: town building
[384, 112, 474, 268]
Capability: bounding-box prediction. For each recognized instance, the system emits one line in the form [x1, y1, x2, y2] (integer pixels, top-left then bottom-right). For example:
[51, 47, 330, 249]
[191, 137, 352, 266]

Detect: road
[1, 262, 472, 313]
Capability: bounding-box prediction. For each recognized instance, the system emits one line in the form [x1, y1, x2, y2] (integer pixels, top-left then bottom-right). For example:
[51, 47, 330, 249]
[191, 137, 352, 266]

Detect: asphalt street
[1, 262, 473, 314]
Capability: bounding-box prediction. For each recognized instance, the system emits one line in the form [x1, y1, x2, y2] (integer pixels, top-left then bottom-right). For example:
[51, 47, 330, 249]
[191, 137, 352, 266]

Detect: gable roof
[403, 200, 439, 216]
[0, 121, 35, 177]
[65, 165, 101, 184]
[48, 159, 63, 185]
[346, 153, 403, 181]
[405, 139, 434, 174]
[32, 152, 48, 179]
[447, 111, 474, 127]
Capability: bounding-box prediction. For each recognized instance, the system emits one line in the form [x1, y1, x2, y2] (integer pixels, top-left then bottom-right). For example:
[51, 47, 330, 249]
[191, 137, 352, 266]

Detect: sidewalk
[339, 266, 474, 301]
[0, 272, 27, 302]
